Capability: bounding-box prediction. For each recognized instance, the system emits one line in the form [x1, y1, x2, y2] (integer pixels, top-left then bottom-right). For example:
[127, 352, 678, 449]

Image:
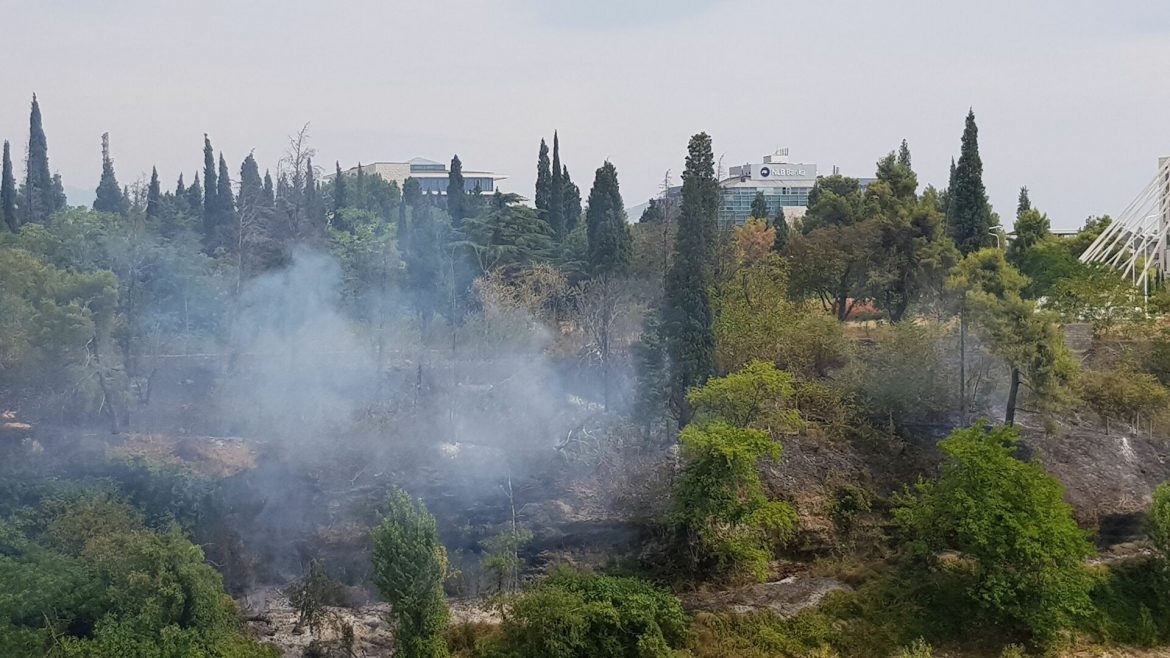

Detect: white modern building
[636, 149, 874, 227]
[337, 157, 507, 195]
[721, 149, 821, 225]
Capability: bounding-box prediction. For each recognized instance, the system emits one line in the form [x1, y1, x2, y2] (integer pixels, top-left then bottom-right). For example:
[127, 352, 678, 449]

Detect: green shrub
[668, 363, 799, 582]
[371, 489, 450, 658]
[893, 423, 1097, 645]
[0, 494, 276, 657]
[1149, 482, 1170, 559]
[689, 609, 835, 658]
[481, 567, 690, 658]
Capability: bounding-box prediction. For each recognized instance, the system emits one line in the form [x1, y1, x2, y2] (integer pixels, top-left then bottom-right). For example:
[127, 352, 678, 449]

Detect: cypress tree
[145, 166, 162, 219]
[447, 154, 466, 227]
[93, 132, 126, 214]
[263, 170, 275, 207]
[202, 135, 218, 247]
[186, 173, 203, 216]
[548, 132, 564, 239]
[772, 206, 789, 252]
[946, 110, 993, 255]
[213, 153, 235, 252]
[535, 138, 551, 219]
[238, 153, 264, 211]
[332, 162, 347, 213]
[1017, 186, 1031, 219]
[585, 161, 631, 276]
[175, 173, 186, 198]
[663, 133, 719, 425]
[217, 154, 235, 217]
[1, 141, 17, 232]
[562, 165, 581, 233]
[304, 158, 324, 238]
[749, 190, 768, 220]
[24, 95, 61, 223]
[52, 174, 66, 210]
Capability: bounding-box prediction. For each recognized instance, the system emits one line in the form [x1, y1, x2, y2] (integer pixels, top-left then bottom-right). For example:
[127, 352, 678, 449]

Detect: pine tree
[1017, 186, 1031, 219]
[562, 165, 581, 233]
[946, 110, 994, 256]
[749, 190, 768, 220]
[186, 173, 203, 216]
[93, 132, 126, 214]
[772, 206, 789, 252]
[898, 138, 912, 169]
[332, 161, 347, 213]
[1, 141, 17, 232]
[585, 161, 631, 276]
[548, 131, 564, 239]
[535, 138, 551, 219]
[663, 133, 719, 425]
[145, 166, 161, 219]
[446, 154, 467, 228]
[24, 94, 62, 223]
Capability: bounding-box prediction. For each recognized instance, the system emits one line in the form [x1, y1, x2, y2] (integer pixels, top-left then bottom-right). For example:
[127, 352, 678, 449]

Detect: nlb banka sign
[756, 164, 814, 179]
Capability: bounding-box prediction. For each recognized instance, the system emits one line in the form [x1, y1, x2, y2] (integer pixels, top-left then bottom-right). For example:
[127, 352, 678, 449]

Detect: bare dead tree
[577, 275, 643, 411]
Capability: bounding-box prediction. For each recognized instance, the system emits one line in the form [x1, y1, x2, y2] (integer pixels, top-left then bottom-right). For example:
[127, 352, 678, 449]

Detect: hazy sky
[2, 0, 1169, 229]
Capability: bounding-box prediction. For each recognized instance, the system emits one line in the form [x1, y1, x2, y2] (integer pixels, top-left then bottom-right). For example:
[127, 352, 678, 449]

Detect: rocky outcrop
[1022, 421, 1170, 540]
[682, 576, 850, 617]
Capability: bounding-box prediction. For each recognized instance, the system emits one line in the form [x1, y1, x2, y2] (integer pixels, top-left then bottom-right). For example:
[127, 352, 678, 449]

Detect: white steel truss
[1080, 157, 1170, 299]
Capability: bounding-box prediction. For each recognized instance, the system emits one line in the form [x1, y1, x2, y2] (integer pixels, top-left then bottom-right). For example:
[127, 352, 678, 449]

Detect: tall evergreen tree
[1017, 186, 1031, 220]
[145, 166, 161, 219]
[262, 170, 275, 207]
[186, 173, 203, 216]
[202, 135, 218, 249]
[772, 206, 789, 252]
[898, 138, 912, 169]
[303, 158, 324, 239]
[238, 153, 264, 210]
[24, 95, 62, 223]
[548, 132, 565, 239]
[1, 141, 17, 232]
[93, 132, 126, 214]
[562, 165, 581, 233]
[585, 161, 631, 276]
[204, 152, 235, 253]
[175, 173, 186, 198]
[446, 154, 467, 228]
[332, 161, 347, 213]
[535, 138, 551, 219]
[749, 190, 768, 220]
[946, 110, 994, 255]
[663, 133, 719, 425]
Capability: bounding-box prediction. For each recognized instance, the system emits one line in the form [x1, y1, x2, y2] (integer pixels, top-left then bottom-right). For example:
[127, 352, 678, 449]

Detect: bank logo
[759, 166, 771, 178]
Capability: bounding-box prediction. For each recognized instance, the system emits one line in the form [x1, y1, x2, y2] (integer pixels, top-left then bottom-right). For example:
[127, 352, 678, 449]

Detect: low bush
[475, 567, 690, 658]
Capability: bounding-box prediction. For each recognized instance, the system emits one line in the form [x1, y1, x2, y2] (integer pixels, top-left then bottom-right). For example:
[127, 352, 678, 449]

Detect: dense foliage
[0, 494, 275, 657]
[894, 424, 1097, 644]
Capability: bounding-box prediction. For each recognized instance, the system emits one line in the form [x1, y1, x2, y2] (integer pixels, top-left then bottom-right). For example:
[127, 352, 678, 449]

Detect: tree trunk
[1005, 367, 1020, 426]
[959, 309, 968, 425]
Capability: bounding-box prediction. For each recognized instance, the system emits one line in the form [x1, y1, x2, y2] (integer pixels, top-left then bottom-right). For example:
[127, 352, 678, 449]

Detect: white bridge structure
[1080, 157, 1170, 297]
